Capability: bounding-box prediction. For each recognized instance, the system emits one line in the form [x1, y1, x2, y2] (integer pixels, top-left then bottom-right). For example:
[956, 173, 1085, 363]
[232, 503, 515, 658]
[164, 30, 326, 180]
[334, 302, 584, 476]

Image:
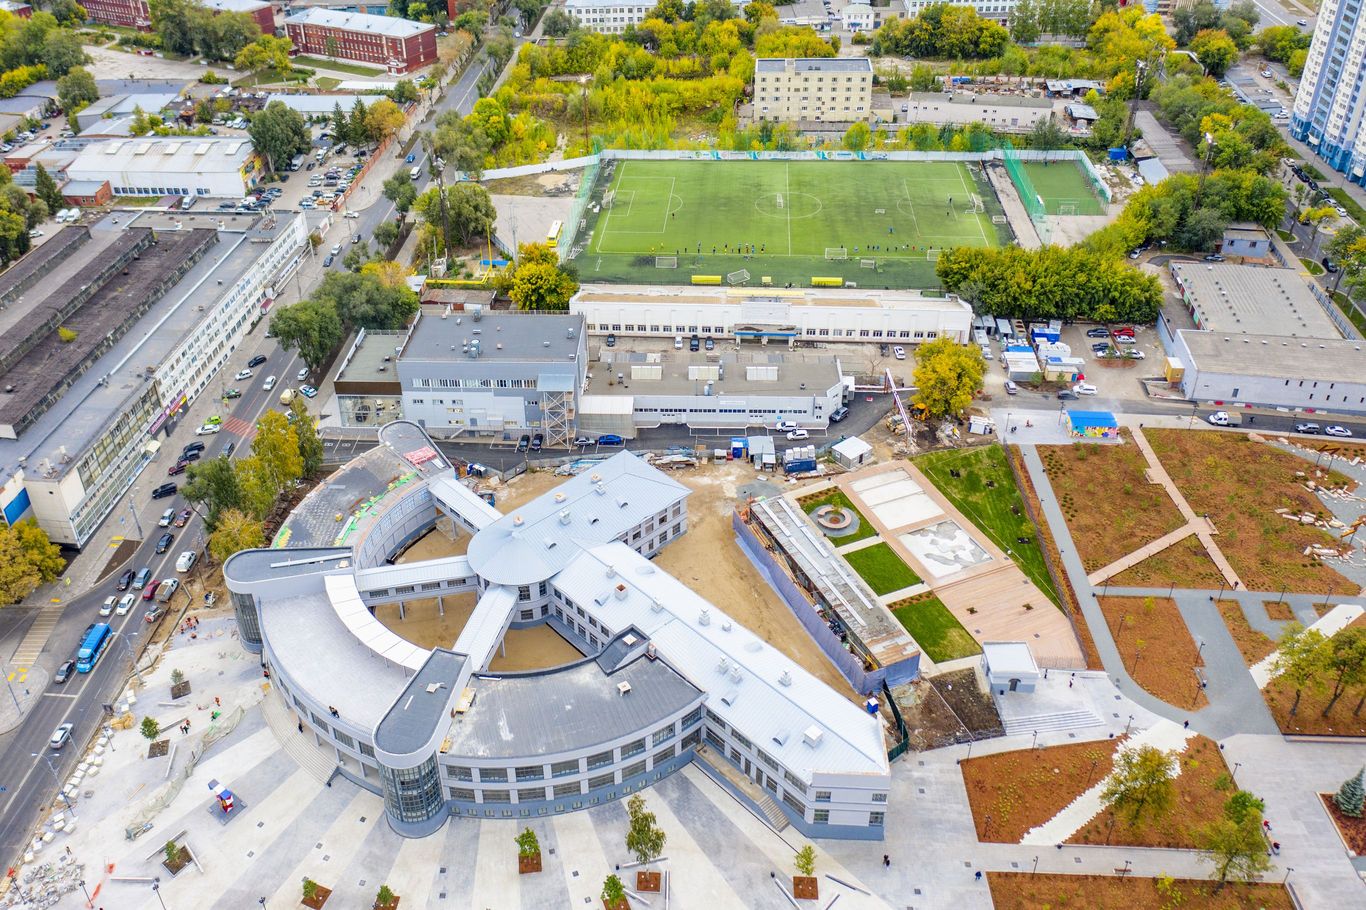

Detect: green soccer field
[574, 159, 1007, 288]
[1018, 160, 1106, 216]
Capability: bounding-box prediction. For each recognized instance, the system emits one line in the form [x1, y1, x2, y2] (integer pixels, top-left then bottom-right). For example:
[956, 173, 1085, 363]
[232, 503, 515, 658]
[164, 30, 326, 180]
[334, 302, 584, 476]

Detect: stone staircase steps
[694, 745, 790, 833]
[261, 687, 336, 784]
[1002, 710, 1102, 736]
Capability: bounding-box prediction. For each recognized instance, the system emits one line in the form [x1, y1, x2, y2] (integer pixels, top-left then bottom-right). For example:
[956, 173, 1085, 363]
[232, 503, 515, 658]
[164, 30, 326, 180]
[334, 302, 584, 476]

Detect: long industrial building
[225, 423, 892, 840]
[570, 284, 973, 346]
[0, 211, 308, 544]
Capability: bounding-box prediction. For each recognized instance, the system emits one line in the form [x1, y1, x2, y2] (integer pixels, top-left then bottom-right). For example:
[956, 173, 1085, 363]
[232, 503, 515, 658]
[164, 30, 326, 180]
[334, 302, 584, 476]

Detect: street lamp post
[1124, 714, 1135, 737]
[1232, 761, 1242, 781]
[1282, 866, 1294, 885]
[78, 879, 92, 907]
[152, 878, 167, 910]
[127, 494, 144, 539]
[33, 751, 76, 816]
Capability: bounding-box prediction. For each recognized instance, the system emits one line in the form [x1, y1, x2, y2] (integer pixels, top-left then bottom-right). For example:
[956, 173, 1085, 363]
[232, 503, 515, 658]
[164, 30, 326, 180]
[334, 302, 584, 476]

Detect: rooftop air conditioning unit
[803, 726, 823, 747]
[617, 682, 632, 696]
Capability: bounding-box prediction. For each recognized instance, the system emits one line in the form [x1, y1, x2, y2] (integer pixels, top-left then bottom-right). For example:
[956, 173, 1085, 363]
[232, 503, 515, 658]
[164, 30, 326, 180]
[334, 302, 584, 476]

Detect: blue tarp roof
[1069, 410, 1118, 429]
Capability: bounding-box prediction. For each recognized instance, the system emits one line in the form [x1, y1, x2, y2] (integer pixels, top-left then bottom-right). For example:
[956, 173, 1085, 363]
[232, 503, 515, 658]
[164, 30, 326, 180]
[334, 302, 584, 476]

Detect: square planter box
[636, 870, 661, 892]
[793, 875, 819, 900]
[518, 852, 542, 874]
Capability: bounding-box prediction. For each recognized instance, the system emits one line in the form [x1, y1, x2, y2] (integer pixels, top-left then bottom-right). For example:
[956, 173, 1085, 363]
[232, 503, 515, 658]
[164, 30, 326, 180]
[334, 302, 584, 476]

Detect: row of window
[412, 377, 542, 389]
[592, 324, 937, 339]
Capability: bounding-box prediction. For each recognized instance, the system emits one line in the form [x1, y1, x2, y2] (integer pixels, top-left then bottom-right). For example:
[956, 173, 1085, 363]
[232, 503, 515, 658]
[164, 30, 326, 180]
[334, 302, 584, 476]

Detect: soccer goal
[655, 256, 678, 269]
[925, 247, 943, 261]
[602, 189, 616, 209]
[1057, 200, 1079, 216]
[965, 193, 986, 214]
[726, 268, 751, 286]
[860, 258, 877, 270]
[825, 247, 849, 260]
[874, 208, 887, 215]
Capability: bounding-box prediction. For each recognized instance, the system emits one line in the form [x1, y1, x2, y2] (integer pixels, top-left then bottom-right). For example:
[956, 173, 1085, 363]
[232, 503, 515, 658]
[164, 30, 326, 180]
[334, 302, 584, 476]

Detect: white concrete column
[399, 600, 406, 620]
[438, 594, 445, 617]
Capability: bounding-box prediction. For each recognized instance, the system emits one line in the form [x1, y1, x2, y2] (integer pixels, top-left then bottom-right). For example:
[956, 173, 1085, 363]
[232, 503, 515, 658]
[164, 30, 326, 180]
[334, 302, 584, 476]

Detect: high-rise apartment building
[1291, 2, 1366, 183]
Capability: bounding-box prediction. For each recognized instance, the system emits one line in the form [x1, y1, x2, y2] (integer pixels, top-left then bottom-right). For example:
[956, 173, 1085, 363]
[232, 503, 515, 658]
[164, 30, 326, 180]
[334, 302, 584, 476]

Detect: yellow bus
[546, 220, 563, 243]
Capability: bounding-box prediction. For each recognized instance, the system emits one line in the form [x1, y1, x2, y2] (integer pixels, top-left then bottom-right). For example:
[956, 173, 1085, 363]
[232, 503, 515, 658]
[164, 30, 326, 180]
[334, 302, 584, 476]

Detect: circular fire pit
[812, 505, 855, 531]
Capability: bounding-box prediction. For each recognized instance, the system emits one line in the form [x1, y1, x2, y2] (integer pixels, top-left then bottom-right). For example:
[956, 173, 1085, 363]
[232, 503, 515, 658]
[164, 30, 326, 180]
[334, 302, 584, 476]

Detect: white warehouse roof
[67, 138, 255, 176]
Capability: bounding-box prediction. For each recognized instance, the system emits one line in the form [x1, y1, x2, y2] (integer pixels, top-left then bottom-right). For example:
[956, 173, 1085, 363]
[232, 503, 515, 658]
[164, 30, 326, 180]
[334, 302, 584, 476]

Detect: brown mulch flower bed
[1320, 794, 1366, 855]
[962, 738, 1122, 843]
[1098, 595, 1208, 709]
[987, 872, 1292, 909]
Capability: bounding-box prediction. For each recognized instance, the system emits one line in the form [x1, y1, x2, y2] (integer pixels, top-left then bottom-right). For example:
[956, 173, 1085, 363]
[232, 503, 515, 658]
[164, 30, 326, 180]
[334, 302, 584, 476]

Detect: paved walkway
[1086, 523, 1198, 586]
[1127, 428, 1244, 589]
[1021, 719, 1195, 845]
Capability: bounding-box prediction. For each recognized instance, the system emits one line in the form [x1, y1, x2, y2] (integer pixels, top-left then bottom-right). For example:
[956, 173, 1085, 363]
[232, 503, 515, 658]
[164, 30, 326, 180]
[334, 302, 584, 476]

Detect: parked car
[830, 406, 850, 422]
[156, 531, 174, 553]
[574, 437, 594, 447]
[175, 550, 198, 573]
[133, 567, 152, 589]
[786, 429, 810, 440]
[142, 579, 162, 601]
[223, 388, 242, 399]
[116, 594, 134, 616]
[605, 333, 616, 347]
[1057, 389, 1079, 400]
[262, 375, 277, 391]
[152, 482, 177, 499]
[235, 368, 253, 380]
[49, 723, 73, 750]
[174, 508, 192, 528]
[1125, 350, 1146, 360]
[196, 423, 221, 435]
[704, 336, 715, 351]
[54, 661, 75, 685]
[892, 346, 906, 360]
[1074, 383, 1098, 395]
[1203, 254, 1225, 262]
[167, 462, 187, 476]
[300, 385, 317, 398]
[1085, 328, 1110, 338]
[100, 596, 116, 617]
[1295, 422, 1321, 434]
[182, 441, 205, 455]
[1004, 380, 1018, 395]
[1325, 425, 1353, 437]
[117, 569, 135, 591]
[157, 578, 180, 602]
[144, 607, 163, 624]
[597, 434, 624, 446]
[323, 254, 334, 267]
[689, 335, 700, 352]
[1322, 257, 1339, 273]
[296, 367, 309, 382]
[247, 354, 268, 368]
[1207, 411, 1231, 426]
[530, 433, 544, 452]
[1113, 326, 1135, 337]
[774, 420, 798, 432]
[516, 434, 530, 452]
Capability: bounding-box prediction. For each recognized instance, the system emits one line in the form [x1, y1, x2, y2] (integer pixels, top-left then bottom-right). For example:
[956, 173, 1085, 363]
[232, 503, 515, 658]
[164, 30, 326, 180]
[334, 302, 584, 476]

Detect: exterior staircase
[1001, 709, 1102, 737]
[260, 686, 338, 784]
[693, 744, 790, 833]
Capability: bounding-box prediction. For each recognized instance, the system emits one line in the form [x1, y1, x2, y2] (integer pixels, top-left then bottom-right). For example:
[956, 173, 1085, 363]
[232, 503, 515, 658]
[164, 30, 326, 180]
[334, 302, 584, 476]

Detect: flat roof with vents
[1175, 329, 1366, 382]
[1169, 261, 1343, 339]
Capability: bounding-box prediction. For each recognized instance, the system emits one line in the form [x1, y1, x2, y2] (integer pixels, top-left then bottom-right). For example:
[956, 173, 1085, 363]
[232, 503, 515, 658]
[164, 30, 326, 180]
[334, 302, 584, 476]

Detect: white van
[180, 195, 196, 210]
[410, 165, 422, 180]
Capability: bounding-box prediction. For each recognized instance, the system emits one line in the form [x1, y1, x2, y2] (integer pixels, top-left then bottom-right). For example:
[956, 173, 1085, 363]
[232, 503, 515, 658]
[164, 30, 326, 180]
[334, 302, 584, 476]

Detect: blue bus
[76, 623, 112, 673]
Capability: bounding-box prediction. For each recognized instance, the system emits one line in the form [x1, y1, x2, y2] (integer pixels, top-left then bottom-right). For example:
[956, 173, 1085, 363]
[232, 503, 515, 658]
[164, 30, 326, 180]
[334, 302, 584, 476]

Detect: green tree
[207, 507, 265, 565]
[270, 298, 344, 374]
[911, 337, 985, 418]
[1320, 627, 1366, 716]
[388, 80, 419, 105]
[373, 219, 400, 250]
[841, 121, 870, 151]
[600, 874, 625, 906]
[625, 794, 666, 866]
[383, 171, 418, 213]
[235, 455, 276, 520]
[302, 879, 319, 903]
[1199, 802, 1271, 891]
[414, 182, 495, 253]
[141, 716, 160, 740]
[793, 844, 816, 877]
[1334, 767, 1365, 818]
[55, 65, 97, 112]
[1271, 623, 1329, 716]
[289, 396, 324, 477]
[515, 826, 540, 856]
[312, 270, 418, 330]
[1100, 744, 1175, 828]
[33, 162, 62, 214]
[248, 101, 309, 174]
[181, 455, 242, 529]
[366, 98, 406, 141]
[348, 98, 370, 146]
[1190, 29, 1239, 77]
[0, 519, 64, 605]
[250, 410, 303, 498]
[40, 29, 86, 78]
[542, 8, 576, 36]
[1222, 790, 1265, 825]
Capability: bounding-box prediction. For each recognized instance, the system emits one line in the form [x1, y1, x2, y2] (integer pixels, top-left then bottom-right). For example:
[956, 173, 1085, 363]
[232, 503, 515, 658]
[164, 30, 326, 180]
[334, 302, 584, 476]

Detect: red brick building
[83, 0, 272, 35]
[284, 9, 437, 75]
[0, 2, 34, 18]
[62, 179, 112, 207]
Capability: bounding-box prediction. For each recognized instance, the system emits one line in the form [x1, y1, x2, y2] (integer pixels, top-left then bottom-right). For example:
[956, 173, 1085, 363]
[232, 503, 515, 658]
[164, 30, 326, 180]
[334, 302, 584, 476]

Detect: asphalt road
[0, 47, 516, 871]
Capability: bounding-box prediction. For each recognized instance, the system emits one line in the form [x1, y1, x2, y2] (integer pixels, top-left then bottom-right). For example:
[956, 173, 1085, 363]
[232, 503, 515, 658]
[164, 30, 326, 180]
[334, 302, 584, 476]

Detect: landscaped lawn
[1331, 290, 1366, 334]
[1098, 596, 1208, 709]
[962, 738, 1121, 843]
[1300, 256, 1325, 275]
[913, 445, 1060, 606]
[1109, 535, 1226, 588]
[294, 55, 384, 76]
[1039, 432, 1187, 573]
[797, 488, 878, 544]
[988, 873, 1292, 910]
[1328, 186, 1366, 222]
[1145, 430, 1355, 594]
[842, 542, 920, 595]
[890, 594, 980, 663]
[1217, 600, 1277, 666]
[1068, 736, 1234, 848]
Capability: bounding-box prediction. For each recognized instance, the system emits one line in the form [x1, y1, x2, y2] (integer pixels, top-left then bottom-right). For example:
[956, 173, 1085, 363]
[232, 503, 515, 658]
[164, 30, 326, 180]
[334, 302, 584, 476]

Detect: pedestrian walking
[883, 854, 890, 868]
[1183, 719, 1189, 729]
[1263, 819, 1272, 832]
[214, 696, 221, 707]
[297, 720, 304, 733]
[1068, 678, 1073, 688]
[974, 870, 982, 882]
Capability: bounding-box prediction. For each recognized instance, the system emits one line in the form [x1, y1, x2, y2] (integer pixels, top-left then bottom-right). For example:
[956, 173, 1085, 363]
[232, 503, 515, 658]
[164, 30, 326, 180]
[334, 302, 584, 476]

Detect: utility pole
[1193, 132, 1215, 210]
[1120, 59, 1147, 150]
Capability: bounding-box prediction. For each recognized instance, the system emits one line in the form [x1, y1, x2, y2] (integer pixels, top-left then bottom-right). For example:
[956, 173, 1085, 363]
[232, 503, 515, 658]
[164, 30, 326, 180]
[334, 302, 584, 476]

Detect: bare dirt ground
[369, 464, 851, 690]
[83, 44, 209, 81]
